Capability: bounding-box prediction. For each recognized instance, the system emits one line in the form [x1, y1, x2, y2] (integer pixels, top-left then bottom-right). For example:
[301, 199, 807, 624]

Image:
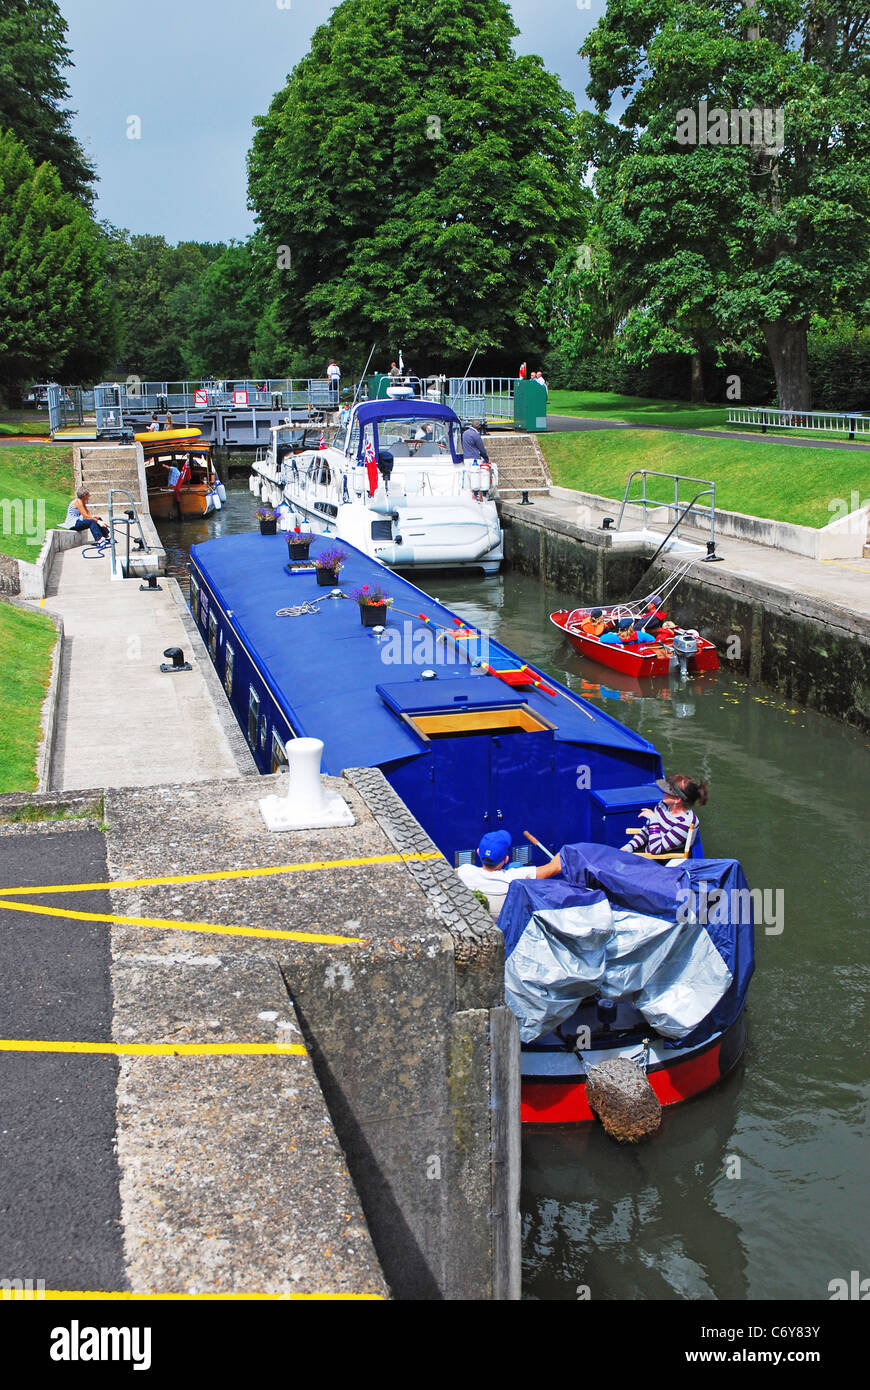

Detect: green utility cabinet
[513, 378, 548, 432]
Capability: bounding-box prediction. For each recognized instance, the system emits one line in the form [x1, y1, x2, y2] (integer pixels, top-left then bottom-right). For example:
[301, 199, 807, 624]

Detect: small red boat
[550, 608, 719, 678]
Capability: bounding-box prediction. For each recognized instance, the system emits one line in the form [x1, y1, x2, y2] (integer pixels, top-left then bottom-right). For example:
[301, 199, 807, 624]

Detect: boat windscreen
[375, 416, 453, 459]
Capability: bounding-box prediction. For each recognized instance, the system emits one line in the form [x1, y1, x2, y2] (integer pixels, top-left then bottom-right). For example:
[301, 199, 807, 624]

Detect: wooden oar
[524, 830, 554, 860]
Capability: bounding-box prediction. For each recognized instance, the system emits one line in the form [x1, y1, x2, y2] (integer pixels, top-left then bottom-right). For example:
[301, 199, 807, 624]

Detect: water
[159, 478, 870, 1303]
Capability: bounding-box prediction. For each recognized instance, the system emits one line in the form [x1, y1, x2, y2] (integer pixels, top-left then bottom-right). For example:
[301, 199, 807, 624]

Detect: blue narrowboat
[188, 533, 753, 1125]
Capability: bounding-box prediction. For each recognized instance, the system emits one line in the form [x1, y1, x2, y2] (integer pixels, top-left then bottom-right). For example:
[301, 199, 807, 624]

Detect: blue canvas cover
[498, 843, 755, 1045]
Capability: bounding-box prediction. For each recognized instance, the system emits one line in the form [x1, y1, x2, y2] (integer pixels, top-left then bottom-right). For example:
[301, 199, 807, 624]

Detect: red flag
[364, 438, 379, 497]
[173, 459, 190, 502]
[319, 432, 326, 450]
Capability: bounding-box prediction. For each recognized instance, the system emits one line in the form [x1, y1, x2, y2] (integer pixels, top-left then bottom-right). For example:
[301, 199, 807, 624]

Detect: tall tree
[248, 0, 583, 363]
[580, 1, 870, 409]
[106, 233, 225, 381]
[0, 0, 95, 202]
[182, 240, 263, 379]
[0, 129, 115, 394]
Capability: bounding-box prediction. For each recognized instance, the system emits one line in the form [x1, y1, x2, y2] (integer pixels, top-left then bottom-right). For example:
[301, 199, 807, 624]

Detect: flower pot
[288, 541, 311, 561]
[315, 566, 337, 586]
[359, 603, 387, 627]
[259, 518, 277, 535]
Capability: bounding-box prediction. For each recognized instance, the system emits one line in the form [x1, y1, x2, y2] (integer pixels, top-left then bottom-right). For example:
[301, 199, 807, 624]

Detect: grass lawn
[540, 428, 870, 528]
[547, 390, 729, 431]
[0, 600, 56, 792]
[0, 446, 74, 560]
[0, 411, 51, 437]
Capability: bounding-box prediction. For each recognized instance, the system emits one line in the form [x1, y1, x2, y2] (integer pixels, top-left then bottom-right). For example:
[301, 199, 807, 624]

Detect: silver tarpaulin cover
[504, 899, 733, 1044]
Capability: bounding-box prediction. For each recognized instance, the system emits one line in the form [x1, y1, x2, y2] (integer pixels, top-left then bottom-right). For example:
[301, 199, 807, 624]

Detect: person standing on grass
[63, 488, 108, 544]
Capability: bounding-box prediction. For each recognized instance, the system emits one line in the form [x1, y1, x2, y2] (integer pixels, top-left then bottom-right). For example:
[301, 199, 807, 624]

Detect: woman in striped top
[623, 775, 709, 857]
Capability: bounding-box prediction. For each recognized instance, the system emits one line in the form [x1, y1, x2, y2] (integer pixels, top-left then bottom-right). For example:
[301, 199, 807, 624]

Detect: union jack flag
[319, 432, 326, 450]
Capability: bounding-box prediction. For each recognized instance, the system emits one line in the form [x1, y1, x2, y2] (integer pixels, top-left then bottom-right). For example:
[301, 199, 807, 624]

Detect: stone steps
[488, 433, 552, 496]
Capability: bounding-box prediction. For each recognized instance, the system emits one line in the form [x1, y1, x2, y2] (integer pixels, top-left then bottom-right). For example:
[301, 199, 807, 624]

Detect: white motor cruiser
[249, 394, 503, 573]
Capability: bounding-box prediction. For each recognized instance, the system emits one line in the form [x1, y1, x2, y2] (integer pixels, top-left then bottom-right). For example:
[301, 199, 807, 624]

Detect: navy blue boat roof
[190, 534, 660, 775]
[352, 399, 461, 427]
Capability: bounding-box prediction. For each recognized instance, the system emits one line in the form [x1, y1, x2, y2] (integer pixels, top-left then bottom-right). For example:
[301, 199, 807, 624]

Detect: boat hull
[521, 1012, 746, 1124]
[148, 485, 215, 520]
[550, 610, 719, 676]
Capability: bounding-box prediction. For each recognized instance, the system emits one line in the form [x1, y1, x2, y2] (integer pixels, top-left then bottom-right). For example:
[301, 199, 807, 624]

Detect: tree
[580, 1, 870, 409]
[106, 233, 225, 381]
[0, 129, 115, 395]
[182, 240, 264, 378]
[248, 0, 583, 364]
[0, 0, 96, 202]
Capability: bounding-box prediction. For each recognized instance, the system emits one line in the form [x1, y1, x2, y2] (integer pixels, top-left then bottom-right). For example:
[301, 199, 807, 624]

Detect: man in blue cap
[457, 829, 544, 919]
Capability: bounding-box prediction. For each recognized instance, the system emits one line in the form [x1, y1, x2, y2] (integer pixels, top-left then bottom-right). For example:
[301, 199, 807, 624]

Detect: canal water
[160, 472, 869, 1303]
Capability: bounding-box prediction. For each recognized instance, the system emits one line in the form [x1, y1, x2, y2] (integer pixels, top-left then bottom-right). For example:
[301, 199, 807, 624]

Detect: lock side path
[43, 547, 248, 790]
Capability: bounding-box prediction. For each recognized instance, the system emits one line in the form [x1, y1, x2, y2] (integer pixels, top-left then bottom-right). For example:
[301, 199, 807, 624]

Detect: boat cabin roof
[190, 534, 661, 775]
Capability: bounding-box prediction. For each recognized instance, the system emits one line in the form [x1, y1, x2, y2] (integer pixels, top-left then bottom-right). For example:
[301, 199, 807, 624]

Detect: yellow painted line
[0, 898, 367, 946]
[0, 1039, 306, 1057]
[820, 558, 870, 574]
[39, 596, 45, 608]
[0, 851, 442, 898]
[32, 1290, 384, 1301]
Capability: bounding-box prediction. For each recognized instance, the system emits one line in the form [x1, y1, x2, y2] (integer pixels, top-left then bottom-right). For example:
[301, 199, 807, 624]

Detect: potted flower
[256, 506, 279, 535]
[350, 582, 394, 627]
[284, 528, 317, 561]
[314, 545, 348, 586]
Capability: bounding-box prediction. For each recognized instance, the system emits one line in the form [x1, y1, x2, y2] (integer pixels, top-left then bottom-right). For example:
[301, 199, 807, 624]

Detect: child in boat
[580, 607, 607, 637]
[457, 830, 550, 920]
[622, 775, 709, 856]
[601, 617, 655, 645]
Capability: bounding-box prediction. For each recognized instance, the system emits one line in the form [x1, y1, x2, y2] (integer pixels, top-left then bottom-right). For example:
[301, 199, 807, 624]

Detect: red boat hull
[550, 610, 719, 678]
[521, 1015, 745, 1124]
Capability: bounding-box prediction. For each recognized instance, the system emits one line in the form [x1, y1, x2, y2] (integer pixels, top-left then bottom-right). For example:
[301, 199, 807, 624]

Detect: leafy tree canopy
[248, 0, 584, 366]
[0, 128, 115, 393]
[106, 232, 226, 381]
[579, 0, 870, 408]
[0, 0, 96, 202]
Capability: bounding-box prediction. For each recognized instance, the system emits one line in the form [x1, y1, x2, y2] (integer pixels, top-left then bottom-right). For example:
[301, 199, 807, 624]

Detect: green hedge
[547, 330, 870, 409]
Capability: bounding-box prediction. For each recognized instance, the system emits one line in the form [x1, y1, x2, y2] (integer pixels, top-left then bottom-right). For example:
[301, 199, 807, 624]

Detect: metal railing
[448, 377, 514, 424]
[727, 405, 870, 438]
[107, 489, 150, 579]
[616, 470, 717, 548]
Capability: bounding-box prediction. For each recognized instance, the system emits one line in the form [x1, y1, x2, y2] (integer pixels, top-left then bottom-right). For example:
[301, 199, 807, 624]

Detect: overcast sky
[61, 0, 598, 244]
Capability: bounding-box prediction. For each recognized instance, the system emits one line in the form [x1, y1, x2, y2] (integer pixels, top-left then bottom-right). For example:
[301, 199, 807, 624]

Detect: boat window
[271, 730, 288, 773]
[375, 416, 452, 458]
[189, 576, 200, 622]
[248, 688, 260, 749]
[224, 643, 234, 698]
[208, 610, 218, 659]
[259, 713, 268, 749]
[348, 418, 360, 458]
[406, 705, 553, 739]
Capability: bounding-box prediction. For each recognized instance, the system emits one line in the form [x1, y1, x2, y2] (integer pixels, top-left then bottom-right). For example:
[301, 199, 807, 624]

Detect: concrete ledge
[548, 484, 868, 561]
[167, 578, 259, 778]
[100, 771, 519, 1299]
[37, 609, 64, 792]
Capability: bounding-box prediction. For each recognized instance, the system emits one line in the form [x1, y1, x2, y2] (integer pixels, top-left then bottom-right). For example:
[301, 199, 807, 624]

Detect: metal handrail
[108, 489, 150, 578]
[616, 469, 716, 547]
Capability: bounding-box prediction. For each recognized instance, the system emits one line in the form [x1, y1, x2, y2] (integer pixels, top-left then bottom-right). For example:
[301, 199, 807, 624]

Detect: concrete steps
[487, 433, 552, 497]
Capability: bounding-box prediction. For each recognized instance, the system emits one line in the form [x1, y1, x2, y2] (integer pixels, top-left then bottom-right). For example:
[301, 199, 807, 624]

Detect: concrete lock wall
[501, 505, 870, 734]
[275, 767, 521, 1301]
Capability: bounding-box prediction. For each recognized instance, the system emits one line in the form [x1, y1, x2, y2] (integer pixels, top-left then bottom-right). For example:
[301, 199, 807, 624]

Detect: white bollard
[259, 736, 355, 832]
